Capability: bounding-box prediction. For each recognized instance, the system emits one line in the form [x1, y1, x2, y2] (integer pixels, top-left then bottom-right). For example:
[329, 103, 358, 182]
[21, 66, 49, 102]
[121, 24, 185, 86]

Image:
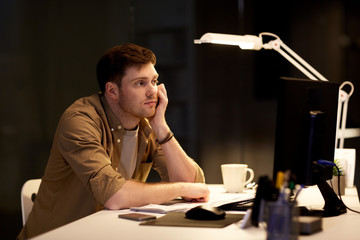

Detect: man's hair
[96, 43, 156, 92]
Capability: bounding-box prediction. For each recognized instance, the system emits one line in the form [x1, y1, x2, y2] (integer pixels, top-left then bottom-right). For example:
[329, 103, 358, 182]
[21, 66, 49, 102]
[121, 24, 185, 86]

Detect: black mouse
[185, 205, 226, 220]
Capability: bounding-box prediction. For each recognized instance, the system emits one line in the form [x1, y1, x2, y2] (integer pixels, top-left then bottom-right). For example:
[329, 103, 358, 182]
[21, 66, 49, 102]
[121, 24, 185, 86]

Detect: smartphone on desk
[118, 213, 156, 221]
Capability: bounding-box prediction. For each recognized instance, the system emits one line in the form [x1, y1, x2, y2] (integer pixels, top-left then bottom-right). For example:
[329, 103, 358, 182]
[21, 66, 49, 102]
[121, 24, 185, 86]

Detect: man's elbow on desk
[104, 180, 142, 210]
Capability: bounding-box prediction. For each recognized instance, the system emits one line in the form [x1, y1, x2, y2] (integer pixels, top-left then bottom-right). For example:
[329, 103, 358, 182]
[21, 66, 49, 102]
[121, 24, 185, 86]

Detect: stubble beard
[118, 99, 156, 119]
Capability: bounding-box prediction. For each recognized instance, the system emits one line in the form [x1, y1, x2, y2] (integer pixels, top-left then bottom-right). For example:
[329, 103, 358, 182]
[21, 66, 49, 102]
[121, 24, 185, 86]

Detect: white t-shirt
[119, 127, 138, 179]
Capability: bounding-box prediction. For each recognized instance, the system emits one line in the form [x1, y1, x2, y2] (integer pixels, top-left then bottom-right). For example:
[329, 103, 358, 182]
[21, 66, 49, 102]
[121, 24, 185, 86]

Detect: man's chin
[143, 110, 156, 119]
[148, 112, 156, 118]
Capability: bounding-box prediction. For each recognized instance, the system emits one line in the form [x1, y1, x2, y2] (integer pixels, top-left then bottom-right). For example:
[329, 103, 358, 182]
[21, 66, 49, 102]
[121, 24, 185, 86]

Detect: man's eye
[136, 81, 143, 86]
[152, 80, 159, 85]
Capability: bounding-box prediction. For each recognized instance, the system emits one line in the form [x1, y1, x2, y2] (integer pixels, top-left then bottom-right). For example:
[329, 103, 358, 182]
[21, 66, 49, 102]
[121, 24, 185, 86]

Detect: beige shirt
[18, 93, 205, 240]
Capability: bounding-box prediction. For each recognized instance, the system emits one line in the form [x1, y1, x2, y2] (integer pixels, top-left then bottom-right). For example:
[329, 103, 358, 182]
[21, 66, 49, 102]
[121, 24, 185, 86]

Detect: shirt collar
[100, 93, 122, 132]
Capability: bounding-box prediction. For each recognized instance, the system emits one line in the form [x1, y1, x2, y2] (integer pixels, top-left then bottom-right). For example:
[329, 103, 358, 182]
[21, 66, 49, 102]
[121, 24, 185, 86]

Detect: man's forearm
[160, 136, 198, 182]
[104, 180, 209, 210]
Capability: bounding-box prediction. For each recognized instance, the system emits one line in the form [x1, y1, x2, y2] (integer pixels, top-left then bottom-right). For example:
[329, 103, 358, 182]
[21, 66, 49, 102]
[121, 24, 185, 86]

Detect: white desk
[32, 185, 360, 240]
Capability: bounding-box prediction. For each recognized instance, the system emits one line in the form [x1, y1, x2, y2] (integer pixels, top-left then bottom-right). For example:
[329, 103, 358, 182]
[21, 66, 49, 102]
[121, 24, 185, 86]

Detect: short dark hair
[96, 43, 156, 92]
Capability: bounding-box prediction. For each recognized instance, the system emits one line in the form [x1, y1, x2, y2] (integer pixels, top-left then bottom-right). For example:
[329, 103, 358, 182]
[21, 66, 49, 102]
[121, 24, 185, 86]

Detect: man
[18, 43, 209, 239]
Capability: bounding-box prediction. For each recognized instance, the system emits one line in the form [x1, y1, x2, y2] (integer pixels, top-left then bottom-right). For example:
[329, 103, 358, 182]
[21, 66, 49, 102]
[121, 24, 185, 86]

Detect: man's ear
[105, 82, 119, 100]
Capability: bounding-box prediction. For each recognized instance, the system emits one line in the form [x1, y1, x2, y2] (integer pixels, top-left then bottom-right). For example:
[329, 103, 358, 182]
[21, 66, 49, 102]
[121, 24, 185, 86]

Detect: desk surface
[32, 185, 360, 240]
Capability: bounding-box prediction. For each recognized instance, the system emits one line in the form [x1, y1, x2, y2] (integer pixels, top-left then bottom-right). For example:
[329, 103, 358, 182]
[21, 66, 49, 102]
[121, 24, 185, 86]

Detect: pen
[293, 184, 303, 202]
[275, 171, 284, 190]
[130, 207, 166, 214]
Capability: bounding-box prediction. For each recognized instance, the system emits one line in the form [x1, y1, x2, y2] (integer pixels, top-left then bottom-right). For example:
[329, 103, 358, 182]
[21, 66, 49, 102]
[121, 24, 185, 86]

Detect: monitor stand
[298, 178, 347, 217]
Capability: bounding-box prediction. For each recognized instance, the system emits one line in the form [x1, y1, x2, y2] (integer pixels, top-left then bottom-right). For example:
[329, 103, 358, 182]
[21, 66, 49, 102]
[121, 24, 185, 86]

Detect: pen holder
[265, 200, 299, 240]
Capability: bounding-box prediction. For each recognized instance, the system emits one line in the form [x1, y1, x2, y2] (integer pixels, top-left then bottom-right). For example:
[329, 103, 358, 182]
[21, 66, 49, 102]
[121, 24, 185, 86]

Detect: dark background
[1, 0, 360, 238]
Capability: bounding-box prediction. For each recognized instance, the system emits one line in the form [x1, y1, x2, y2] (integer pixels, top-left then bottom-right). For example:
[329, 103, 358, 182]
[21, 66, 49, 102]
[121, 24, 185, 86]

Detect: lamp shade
[194, 33, 263, 50]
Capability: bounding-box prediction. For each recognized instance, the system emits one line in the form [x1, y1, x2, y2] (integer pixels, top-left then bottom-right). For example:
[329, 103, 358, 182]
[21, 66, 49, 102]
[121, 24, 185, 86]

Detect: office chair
[21, 179, 41, 225]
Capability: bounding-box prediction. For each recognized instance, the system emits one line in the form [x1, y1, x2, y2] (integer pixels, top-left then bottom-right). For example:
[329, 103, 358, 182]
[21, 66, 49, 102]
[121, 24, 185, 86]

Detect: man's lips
[144, 100, 157, 106]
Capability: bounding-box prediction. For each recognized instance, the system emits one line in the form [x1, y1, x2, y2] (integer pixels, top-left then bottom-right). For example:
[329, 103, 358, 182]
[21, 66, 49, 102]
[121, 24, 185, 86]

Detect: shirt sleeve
[57, 110, 124, 205]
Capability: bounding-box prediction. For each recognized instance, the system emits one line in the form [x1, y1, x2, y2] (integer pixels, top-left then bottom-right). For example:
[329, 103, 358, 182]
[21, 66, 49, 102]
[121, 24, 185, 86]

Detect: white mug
[221, 164, 254, 193]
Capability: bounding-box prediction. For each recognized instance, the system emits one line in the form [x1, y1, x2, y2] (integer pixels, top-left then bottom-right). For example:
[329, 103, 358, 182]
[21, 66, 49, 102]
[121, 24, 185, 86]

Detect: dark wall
[1, 0, 360, 238]
[0, 0, 134, 237]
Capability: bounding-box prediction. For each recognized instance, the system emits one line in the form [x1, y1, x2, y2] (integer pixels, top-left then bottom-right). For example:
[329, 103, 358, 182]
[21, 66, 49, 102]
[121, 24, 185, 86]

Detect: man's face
[117, 63, 159, 119]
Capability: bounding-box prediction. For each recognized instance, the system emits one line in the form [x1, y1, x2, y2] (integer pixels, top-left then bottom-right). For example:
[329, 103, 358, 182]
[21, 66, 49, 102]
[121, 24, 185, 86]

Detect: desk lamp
[194, 32, 359, 148]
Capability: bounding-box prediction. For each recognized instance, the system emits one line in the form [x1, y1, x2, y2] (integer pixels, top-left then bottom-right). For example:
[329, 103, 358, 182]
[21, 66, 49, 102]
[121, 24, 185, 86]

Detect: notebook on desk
[130, 192, 256, 214]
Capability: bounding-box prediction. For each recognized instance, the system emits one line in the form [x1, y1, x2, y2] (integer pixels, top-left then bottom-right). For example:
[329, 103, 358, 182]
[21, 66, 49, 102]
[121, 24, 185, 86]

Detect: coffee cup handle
[244, 168, 254, 186]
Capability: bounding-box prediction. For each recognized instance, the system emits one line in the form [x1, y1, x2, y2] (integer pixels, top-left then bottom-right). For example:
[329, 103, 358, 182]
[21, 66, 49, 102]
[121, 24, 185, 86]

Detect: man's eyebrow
[131, 74, 159, 81]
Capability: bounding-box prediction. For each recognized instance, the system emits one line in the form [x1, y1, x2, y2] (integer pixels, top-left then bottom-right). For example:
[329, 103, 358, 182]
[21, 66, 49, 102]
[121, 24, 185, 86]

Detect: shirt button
[115, 167, 118, 171]
[118, 125, 122, 130]
[111, 128, 114, 132]
[117, 139, 121, 143]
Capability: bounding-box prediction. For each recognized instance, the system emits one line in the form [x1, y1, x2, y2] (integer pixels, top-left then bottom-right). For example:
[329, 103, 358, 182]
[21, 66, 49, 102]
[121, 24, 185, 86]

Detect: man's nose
[146, 83, 157, 97]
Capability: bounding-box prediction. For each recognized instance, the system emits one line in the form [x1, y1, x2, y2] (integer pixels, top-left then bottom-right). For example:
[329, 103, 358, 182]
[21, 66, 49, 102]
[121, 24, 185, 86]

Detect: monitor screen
[273, 77, 339, 186]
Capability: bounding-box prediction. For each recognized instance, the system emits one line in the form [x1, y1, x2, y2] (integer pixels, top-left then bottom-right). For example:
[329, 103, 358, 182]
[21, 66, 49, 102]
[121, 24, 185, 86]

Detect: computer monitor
[273, 77, 346, 217]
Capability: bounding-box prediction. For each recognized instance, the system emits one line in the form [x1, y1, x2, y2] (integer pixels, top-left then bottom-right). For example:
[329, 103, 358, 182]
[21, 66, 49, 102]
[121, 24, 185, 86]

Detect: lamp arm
[263, 37, 328, 81]
[280, 42, 328, 81]
[275, 47, 318, 80]
[339, 99, 349, 148]
[336, 100, 343, 148]
[336, 82, 358, 148]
